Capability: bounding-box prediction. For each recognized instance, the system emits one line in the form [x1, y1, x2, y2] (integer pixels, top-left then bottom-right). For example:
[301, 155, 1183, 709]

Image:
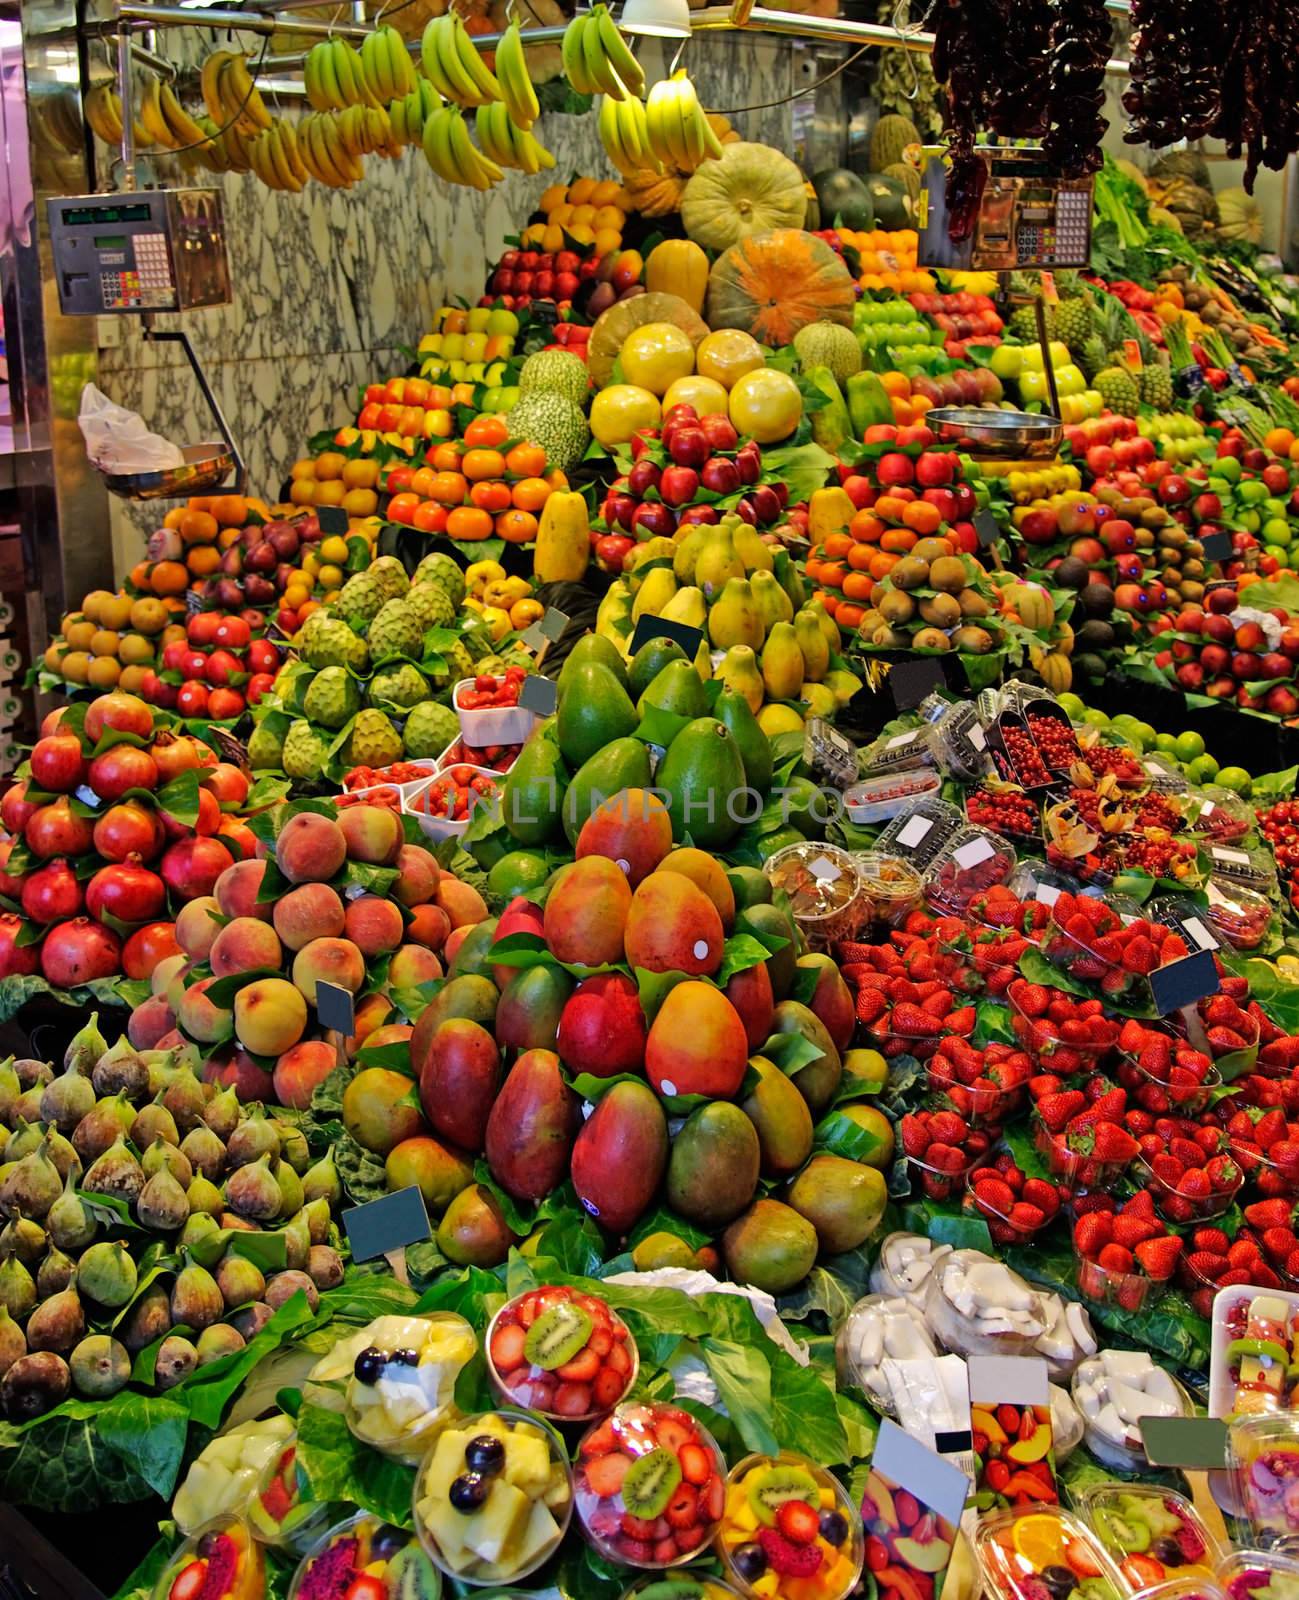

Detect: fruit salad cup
[1220, 1551, 1299, 1600]
[575, 1402, 726, 1570]
[972, 1403, 1056, 1510]
[763, 843, 871, 951]
[288, 1513, 440, 1600]
[304, 1313, 477, 1464]
[157, 1518, 265, 1600]
[413, 1409, 572, 1585]
[486, 1284, 638, 1423]
[620, 1577, 747, 1600]
[718, 1451, 863, 1600]
[861, 1466, 960, 1600]
[247, 1438, 335, 1554]
[1078, 1486, 1219, 1592]
[1230, 1414, 1299, 1548]
[972, 1508, 1125, 1600]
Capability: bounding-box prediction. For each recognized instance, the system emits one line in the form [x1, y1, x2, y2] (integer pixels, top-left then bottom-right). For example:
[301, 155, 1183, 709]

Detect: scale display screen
[60, 201, 153, 226]
[93, 234, 128, 249]
[47, 190, 231, 316]
[916, 146, 1094, 271]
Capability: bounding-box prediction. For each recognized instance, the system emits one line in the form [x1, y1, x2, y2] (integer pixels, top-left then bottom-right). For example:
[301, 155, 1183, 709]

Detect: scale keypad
[99, 232, 173, 309]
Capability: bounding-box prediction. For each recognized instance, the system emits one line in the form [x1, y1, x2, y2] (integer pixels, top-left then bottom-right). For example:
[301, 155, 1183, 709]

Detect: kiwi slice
[745, 1464, 820, 1527]
[638, 1583, 705, 1600]
[523, 1302, 592, 1371]
[622, 1448, 682, 1519]
[1098, 1510, 1149, 1554]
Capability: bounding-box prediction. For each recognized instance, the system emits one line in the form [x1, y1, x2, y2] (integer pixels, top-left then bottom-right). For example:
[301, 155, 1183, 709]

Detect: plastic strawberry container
[763, 843, 871, 952]
[717, 1450, 862, 1600]
[1077, 1485, 1221, 1591]
[964, 1166, 1055, 1244]
[923, 824, 1017, 916]
[1031, 1119, 1132, 1191]
[1227, 1138, 1299, 1199]
[404, 764, 502, 841]
[288, 1512, 440, 1600]
[453, 678, 537, 746]
[904, 1147, 978, 1202]
[574, 1402, 726, 1570]
[1075, 1254, 1167, 1316]
[875, 795, 964, 872]
[1116, 1047, 1221, 1117]
[1219, 1550, 1299, 1600]
[1203, 881, 1276, 952]
[929, 1061, 1026, 1128]
[1134, 1153, 1242, 1223]
[1007, 988, 1114, 1076]
[1186, 789, 1252, 844]
[852, 851, 924, 927]
[844, 766, 942, 824]
[484, 1284, 639, 1424]
[155, 1517, 266, 1600]
[972, 1506, 1126, 1600]
[1207, 843, 1278, 897]
[1229, 1413, 1299, 1549]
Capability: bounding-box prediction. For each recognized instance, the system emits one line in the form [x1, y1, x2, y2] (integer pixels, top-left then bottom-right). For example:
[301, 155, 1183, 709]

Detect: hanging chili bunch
[921, 0, 1001, 238]
[1041, 0, 1111, 176]
[985, 0, 1052, 138]
[1121, 0, 1226, 147]
[1211, 0, 1299, 190]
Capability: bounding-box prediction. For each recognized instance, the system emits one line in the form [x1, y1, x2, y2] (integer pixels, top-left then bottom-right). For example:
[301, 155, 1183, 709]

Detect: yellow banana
[159, 83, 207, 148]
[360, 30, 390, 102]
[280, 117, 309, 182]
[200, 50, 233, 125]
[647, 75, 686, 167]
[700, 110, 724, 159]
[512, 120, 553, 175]
[420, 18, 454, 100]
[250, 130, 280, 188]
[84, 84, 122, 144]
[390, 95, 407, 145]
[223, 120, 253, 172]
[452, 13, 501, 103]
[270, 124, 302, 189]
[495, 20, 538, 129]
[330, 39, 371, 108]
[598, 93, 632, 176]
[616, 94, 657, 170]
[337, 103, 363, 159]
[323, 112, 363, 182]
[421, 106, 456, 181]
[138, 76, 174, 148]
[581, 11, 622, 99]
[385, 26, 416, 98]
[594, 4, 645, 95]
[223, 52, 271, 133]
[474, 102, 509, 167]
[678, 76, 705, 169]
[433, 15, 483, 106]
[561, 15, 596, 95]
[305, 43, 335, 111]
[296, 114, 325, 182]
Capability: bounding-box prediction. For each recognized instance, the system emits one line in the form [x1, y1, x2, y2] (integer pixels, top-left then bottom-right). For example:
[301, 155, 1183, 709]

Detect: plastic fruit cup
[1075, 1255, 1166, 1315]
[574, 1402, 727, 1570]
[905, 1149, 977, 1203]
[854, 852, 923, 928]
[1220, 1550, 1299, 1600]
[1115, 1051, 1221, 1116]
[1043, 906, 1138, 997]
[1008, 989, 1113, 1076]
[964, 1167, 1054, 1245]
[155, 1518, 264, 1600]
[485, 1284, 639, 1424]
[1032, 1120, 1132, 1191]
[620, 1576, 747, 1600]
[246, 1439, 335, 1555]
[1229, 1140, 1299, 1199]
[763, 843, 871, 952]
[1134, 1153, 1242, 1223]
[718, 1451, 863, 1600]
[413, 1409, 573, 1586]
[973, 1506, 1126, 1600]
[1228, 1414, 1299, 1548]
[1078, 1483, 1220, 1586]
[288, 1513, 438, 1600]
[928, 1064, 1025, 1129]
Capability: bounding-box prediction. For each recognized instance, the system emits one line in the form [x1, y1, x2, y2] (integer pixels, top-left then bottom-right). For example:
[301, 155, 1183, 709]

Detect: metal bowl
[96, 441, 234, 500]
[926, 407, 1063, 460]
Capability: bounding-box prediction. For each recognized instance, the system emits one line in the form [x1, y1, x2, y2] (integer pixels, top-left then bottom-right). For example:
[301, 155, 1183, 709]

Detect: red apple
[659, 465, 700, 507]
[701, 457, 740, 495]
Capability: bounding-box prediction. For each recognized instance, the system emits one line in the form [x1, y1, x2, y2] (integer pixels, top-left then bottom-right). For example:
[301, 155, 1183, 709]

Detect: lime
[487, 849, 552, 903]
[1154, 732, 1178, 754]
[1187, 753, 1220, 783]
[1083, 708, 1110, 728]
[1215, 766, 1253, 797]
[1057, 692, 1086, 720]
[1174, 730, 1206, 762]
[1134, 721, 1158, 751]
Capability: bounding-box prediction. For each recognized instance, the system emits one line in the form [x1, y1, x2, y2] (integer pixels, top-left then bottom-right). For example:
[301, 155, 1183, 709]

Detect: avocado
[501, 720, 567, 845]
[561, 736, 653, 845]
[558, 633, 628, 692]
[714, 687, 773, 795]
[628, 636, 689, 701]
[556, 661, 638, 768]
[656, 716, 747, 849]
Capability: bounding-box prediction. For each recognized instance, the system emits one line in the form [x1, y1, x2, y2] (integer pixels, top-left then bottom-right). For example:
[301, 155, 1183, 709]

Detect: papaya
[534, 490, 590, 583]
[629, 636, 689, 701]
[656, 716, 748, 849]
[693, 526, 746, 600]
[806, 366, 852, 453]
[761, 620, 806, 702]
[660, 585, 708, 631]
[556, 661, 638, 769]
[561, 737, 652, 845]
[731, 521, 775, 574]
[631, 566, 679, 622]
[714, 687, 773, 794]
[795, 609, 831, 681]
[750, 569, 793, 633]
[714, 647, 764, 715]
[708, 577, 764, 652]
[502, 721, 567, 846]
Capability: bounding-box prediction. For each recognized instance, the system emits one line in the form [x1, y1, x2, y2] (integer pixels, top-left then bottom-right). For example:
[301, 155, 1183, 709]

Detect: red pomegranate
[1, 781, 36, 836]
[84, 691, 152, 745]
[29, 733, 87, 793]
[40, 917, 121, 985]
[93, 800, 166, 863]
[39, 706, 67, 738]
[122, 920, 181, 980]
[86, 856, 166, 923]
[0, 914, 37, 977]
[202, 763, 250, 807]
[162, 784, 221, 841]
[25, 796, 94, 859]
[0, 839, 27, 900]
[87, 744, 159, 803]
[217, 817, 257, 860]
[161, 835, 233, 901]
[150, 731, 204, 783]
[21, 858, 83, 923]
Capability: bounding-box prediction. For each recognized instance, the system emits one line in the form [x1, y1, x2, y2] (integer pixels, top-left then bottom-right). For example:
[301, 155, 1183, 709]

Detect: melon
[1217, 187, 1264, 245]
[860, 173, 913, 230]
[587, 292, 709, 389]
[681, 142, 809, 253]
[792, 321, 862, 384]
[868, 112, 919, 174]
[706, 229, 855, 348]
[885, 162, 921, 202]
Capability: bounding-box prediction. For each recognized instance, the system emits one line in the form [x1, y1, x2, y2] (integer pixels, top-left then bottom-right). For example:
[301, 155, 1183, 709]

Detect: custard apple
[302, 666, 361, 729]
[334, 572, 384, 623]
[370, 555, 410, 600]
[247, 720, 285, 770]
[346, 708, 403, 767]
[402, 700, 459, 760]
[414, 552, 465, 608]
[425, 637, 474, 692]
[282, 719, 331, 782]
[406, 582, 456, 630]
[369, 662, 429, 709]
[301, 611, 368, 671]
[370, 599, 426, 664]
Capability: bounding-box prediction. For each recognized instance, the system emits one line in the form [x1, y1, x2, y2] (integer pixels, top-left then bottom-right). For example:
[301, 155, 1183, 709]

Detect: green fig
[64, 1014, 107, 1077]
[180, 1125, 226, 1183]
[77, 1240, 138, 1308]
[273, 1121, 310, 1174]
[46, 1170, 96, 1252]
[281, 1208, 311, 1269]
[82, 1135, 143, 1205]
[0, 1252, 35, 1319]
[215, 1253, 265, 1309]
[0, 1135, 63, 1219]
[170, 1254, 223, 1330]
[195, 1324, 245, 1366]
[13, 1060, 53, 1089]
[0, 1212, 46, 1266]
[302, 1196, 331, 1245]
[26, 1286, 84, 1352]
[70, 1333, 130, 1396]
[154, 1334, 197, 1389]
[3, 1118, 42, 1163]
[36, 1245, 77, 1298]
[137, 1168, 190, 1233]
[178, 1213, 219, 1251]
[201, 1084, 240, 1143]
[42, 1129, 81, 1182]
[274, 1159, 303, 1217]
[0, 1304, 25, 1377]
[39, 1064, 96, 1135]
[131, 1097, 179, 1150]
[0, 1062, 19, 1128]
[160, 1067, 207, 1133]
[301, 1149, 341, 1207]
[186, 1174, 224, 1218]
[71, 1091, 136, 1164]
[225, 1154, 282, 1222]
[142, 1138, 192, 1188]
[225, 1105, 279, 1169]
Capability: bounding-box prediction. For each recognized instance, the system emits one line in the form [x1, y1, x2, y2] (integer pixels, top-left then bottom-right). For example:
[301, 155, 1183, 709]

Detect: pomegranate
[161, 835, 233, 901]
[83, 691, 152, 745]
[29, 733, 87, 793]
[218, 817, 257, 860]
[122, 920, 181, 980]
[93, 800, 165, 863]
[21, 858, 83, 923]
[86, 856, 166, 923]
[40, 917, 121, 985]
[162, 784, 221, 841]
[1, 780, 37, 836]
[25, 796, 94, 859]
[39, 706, 67, 738]
[202, 763, 250, 807]
[0, 913, 37, 977]
[87, 744, 159, 803]
[150, 731, 204, 783]
[0, 838, 27, 900]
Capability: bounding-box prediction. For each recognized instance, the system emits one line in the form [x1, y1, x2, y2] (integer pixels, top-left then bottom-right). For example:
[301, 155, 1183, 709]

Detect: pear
[0, 1304, 25, 1377]
[142, 1138, 192, 1188]
[64, 1015, 107, 1078]
[82, 1134, 144, 1206]
[131, 1097, 179, 1151]
[201, 1085, 240, 1143]
[26, 1286, 84, 1352]
[225, 1154, 282, 1222]
[137, 1168, 190, 1233]
[36, 1245, 77, 1298]
[46, 1170, 96, 1252]
[180, 1125, 226, 1183]
[301, 1149, 341, 1207]
[0, 1135, 63, 1219]
[225, 1105, 280, 1169]
[170, 1255, 223, 1330]
[39, 1063, 97, 1135]
[77, 1241, 138, 1308]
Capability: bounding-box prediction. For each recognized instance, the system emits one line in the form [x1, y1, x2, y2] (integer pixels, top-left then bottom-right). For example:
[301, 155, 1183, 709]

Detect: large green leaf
[295, 1402, 416, 1526]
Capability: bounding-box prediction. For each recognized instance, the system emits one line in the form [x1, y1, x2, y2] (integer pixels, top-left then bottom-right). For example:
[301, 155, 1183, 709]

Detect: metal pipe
[117, 17, 136, 189]
[131, 40, 176, 78]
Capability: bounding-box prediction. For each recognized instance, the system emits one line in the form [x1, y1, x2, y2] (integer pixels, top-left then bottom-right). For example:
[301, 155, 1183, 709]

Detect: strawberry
[1009, 1202, 1046, 1231]
[928, 1109, 969, 1145]
[1092, 1123, 1139, 1162]
[1098, 1242, 1134, 1272]
[1112, 1214, 1163, 1248]
[1123, 1189, 1157, 1218]
[899, 1114, 930, 1158]
[1021, 1177, 1060, 1213]
[1135, 1234, 1183, 1280]
[1037, 1091, 1086, 1132]
[1192, 1226, 1231, 1254]
[1074, 1212, 1114, 1257]
[973, 1177, 1016, 1213]
[1071, 1088, 1128, 1127]
[1186, 1250, 1229, 1282]
[1245, 1198, 1294, 1230]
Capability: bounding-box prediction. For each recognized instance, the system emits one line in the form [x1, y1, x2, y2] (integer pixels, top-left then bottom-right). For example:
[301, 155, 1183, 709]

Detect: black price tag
[342, 1186, 432, 1264]
[1149, 949, 1220, 1016]
[1200, 531, 1233, 563]
[1140, 1416, 1227, 1470]
[889, 658, 946, 711]
[974, 509, 1002, 549]
[539, 607, 570, 642]
[628, 613, 705, 660]
[315, 980, 357, 1035]
[519, 675, 559, 716]
[520, 623, 549, 652]
[316, 505, 349, 537]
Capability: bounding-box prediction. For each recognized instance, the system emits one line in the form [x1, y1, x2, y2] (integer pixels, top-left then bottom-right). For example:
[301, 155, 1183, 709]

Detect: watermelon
[811, 168, 874, 232]
[859, 173, 912, 230]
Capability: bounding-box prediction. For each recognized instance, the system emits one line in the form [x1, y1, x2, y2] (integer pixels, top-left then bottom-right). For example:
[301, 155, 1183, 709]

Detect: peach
[128, 995, 176, 1050]
[292, 936, 365, 1003]
[659, 847, 736, 929]
[275, 811, 346, 884]
[442, 926, 472, 968]
[202, 1046, 276, 1102]
[576, 788, 673, 885]
[175, 895, 222, 959]
[209, 916, 283, 979]
[234, 976, 308, 1056]
[624, 870, 723, 976]
[273, 882, 345, 950]
[215, 858, 271, 922]
[338, 803, 403, 865]
[392, 843, 439, 907]
[151, 952, 188, 1000]
[273, 1039, 339, 1109]
[360, 1022, 413, 1053]
[345, 992, 394, 1057]
[177, 975, 233, 1043]
[344, 895, 405, 956]
[406, 902, 451, 951]
[389, 944, 444, 989]
[543, 858, 632, 967]
[436, 876, 489, 930]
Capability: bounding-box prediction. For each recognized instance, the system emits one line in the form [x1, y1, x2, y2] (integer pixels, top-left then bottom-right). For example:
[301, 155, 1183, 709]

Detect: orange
[313, 480, 345, 506]
[880, 372, 912, 398]
[911, 393, 934, 415]
[412, 503, 448, 534]
[464, 414, 509, 448]
[846, 544, 875, 571]
[471, 480, 512, 513]
[431, 471, 468, 506]
[463, 448, 506, 482]
[447, 506, 493, 541]
[186, 546, 221, 576]
[387, 492, 421, 524]
[431, 442, 464, 472]
[342, 488, 378, 517]
[218, 526, 242, 550]
[842, 572, 873, 601]
[179, 509, 218, 545]
[505, 442, 546, 478]
[512, 477, 552, 512]
[410, 466, 437, 499]
[149, 560, 189, 595]
[314, 451, 346, 481]
[850, 512, 885, 544]
[818, 561, 846, 589]
[880, 528, 917, 554]
[1266, 428, 1295, 457]
[342, 458, 380, 490]
[819, 592, 841, 618]
[902, 501, 941, 535]
[837, 603, 865, 630]
[211, 494, 248, 526]
[869, 551, 899, 580]
[129, 561, 152, 591]
[805, 557, 824, 584]
[163, 507, 186, 531]
[496, 509, 538, 544]
[891, 398, 915, 425]
[822, 533, 853, 562]
[545, 469, 568, 490]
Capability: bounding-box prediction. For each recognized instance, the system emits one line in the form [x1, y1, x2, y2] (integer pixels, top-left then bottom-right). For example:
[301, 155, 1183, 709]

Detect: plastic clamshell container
[435, 733, 524, 776]
[923, 823, 1016, 914]
[930, 1058, 1025, 1129]
[1207, 843, 1278, 895]
[845, 766, 941, 824]
[1204, 881, 1276, 953]
[718, 1450, 863, 1600]
[1230, 1413, 1299, 1549]
[859, 723, 934, 778]
[1071, 1353, 1191, 1470]
[1119, 1580, 1225, 1600]
[1116, 1045, 1221, 1116]
[905, 1148, 978, 1200]
[484, 1285, 639, 1423]
[853, 851, 924, 927]
[876, 795, 964, 872]
[921, 694, 993, 780]
[1008, 986, 1114, 1076]
[834, 1292, 939, 1416]
[1186, 789, 1252, 843]
[1139, 753, 1193, 795]
[574, 1402, 725, 1570]
[763, 842, 871, 951]
[1042, 895, 1148, 998]
[246, 1437, 336, 1555]
[621, 1575, 748, 1600]
[973, 1508, 1126, 1600]
[288, 1512, 438, 1600]
[155, 1517, 266, 1600]
[413, 1408, 573, 1586]
[1210, 1286, 1299, 1420]
[924, 1250, 1047, 1357]
[964, 1165, 1051, 1242]
[1218, 1550, 1299, 1600]
[453, 678, 538, 746]
[404, 764, 502, 841]
[1075, 1255, 1168, 1319]
[1077, 1483, 1222, 1586]
[1134, 1152, 1241, 1223]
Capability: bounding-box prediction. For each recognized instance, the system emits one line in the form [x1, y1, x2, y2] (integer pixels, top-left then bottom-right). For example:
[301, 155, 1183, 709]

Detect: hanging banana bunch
[561, 4, 645, 99]
[598, 92, 660, 176]
[420, 12, 501, 109]
[303, 38, 382, 112]
[83, 82, 153, 149]
[360, 24, 417, 103]
[199, 49, 271, 135]
[421, 104, 502, 190]
[390, 78, 443, 148]
[495, 18, 540, 130]
[645, 70, 723, 171]
[246, 117, 309, 191]
[475, 101, 555, 174]
[297, 110, 364, 187]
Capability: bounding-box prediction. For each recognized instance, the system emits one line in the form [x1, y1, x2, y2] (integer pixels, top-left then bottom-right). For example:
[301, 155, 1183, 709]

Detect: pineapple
[1053, 293, 1094, 350]
[1009, 303, 1051, 342]
[1140, 361, 1174, 409]
[1095, 366, 1141, 417]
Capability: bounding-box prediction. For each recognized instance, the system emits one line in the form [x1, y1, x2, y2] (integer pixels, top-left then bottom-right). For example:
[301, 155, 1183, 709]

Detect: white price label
[887, 731, 919, 749]
[1200, 800, 1215, 818]
[969, 724, 987, 750]
[1035, 883, 1061, 907]
[808, 856, 841, 882]
[1213, 847, 1251, 864]
[953, 836, 995, 870]
[1182, 916, 1220, 952]
[896, 815, 933, 850]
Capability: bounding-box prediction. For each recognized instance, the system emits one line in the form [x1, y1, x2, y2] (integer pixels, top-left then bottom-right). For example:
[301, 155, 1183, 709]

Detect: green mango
[561, 736, 653, 845]
[714, 688, 773, 794]
[656, 716, 747, 849]
[501, 720, 567, 846]
[628, 636, 688, 701]
[638, 659, 709, 722]
[556, 661, 638, 768]
[558, 633, 628, 693]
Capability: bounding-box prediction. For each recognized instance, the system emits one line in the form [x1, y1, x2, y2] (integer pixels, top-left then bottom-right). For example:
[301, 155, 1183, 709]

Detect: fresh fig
[26, 1286, 84, 1352]
[131, 1097, 179, 1150]
[71, 1091, 136, 1164]
[2, 1351, 70, 1418]
[170, 1255, 223, 1330]
[195, 1324, 245, 1366]
[142, 1138, 192, 1188]
[264, 1268, 318, 1313]
[215, 1254, 265, 1310]
[154, 1334, 197, 1389]
[0, 1253, 35, 1319]
[186, 1174, 224, 1217]
[64, 1015, 107, 1077]
[69, 1333, 129, 1396]
[0, 1212, 46, 1266]
[201, 1084, 240, 1143]
[46, 1170, 96, 1251]
[0, 1304, 25, 1377]
[160, 1067, 207, 1132]
[301, 1149, 341, 1207]
[180, 1124, 226, 1183]
[36, 1245, 76, 1298]
[225, 1104, 280, 1169]
[0, 1135, 63, 1219]
[307, 1244, 344, 1290]
[76, 1240, 137, 1308]
[225, 1154, 282, 1222]
[137, 1168, 190, 1232]
[39, 1065, 96, 1135]
[118, 1284, 171, 1353]
[81, 1134, 143, 1205]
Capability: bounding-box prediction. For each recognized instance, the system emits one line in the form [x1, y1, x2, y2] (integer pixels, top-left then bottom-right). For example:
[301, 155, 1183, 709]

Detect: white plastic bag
[78, 382, 184, 471]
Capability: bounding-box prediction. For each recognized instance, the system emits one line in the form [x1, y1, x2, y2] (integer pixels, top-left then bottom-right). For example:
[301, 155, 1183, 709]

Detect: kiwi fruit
[622, 1447, 682, 1519]
[1096, 1509, 1149, 1552]
[638, 1583, 706, 1600]
[877, 590, 915, 625]
[959, 590, 992, 618]
[951, 625, 993, 654]
[890, 556, 929, 591]
[912, 627, 952, 652]
[745, 1463, 820, 1526]
[523, 1302, 592, 1370]
[928, 556, 968, 594]
[919, 593, 961, 629]
[911, 537, 950, 564]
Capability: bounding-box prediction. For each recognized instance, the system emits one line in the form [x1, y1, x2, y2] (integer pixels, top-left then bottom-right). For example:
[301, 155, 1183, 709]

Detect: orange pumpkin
[706, 228, 855, 347]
